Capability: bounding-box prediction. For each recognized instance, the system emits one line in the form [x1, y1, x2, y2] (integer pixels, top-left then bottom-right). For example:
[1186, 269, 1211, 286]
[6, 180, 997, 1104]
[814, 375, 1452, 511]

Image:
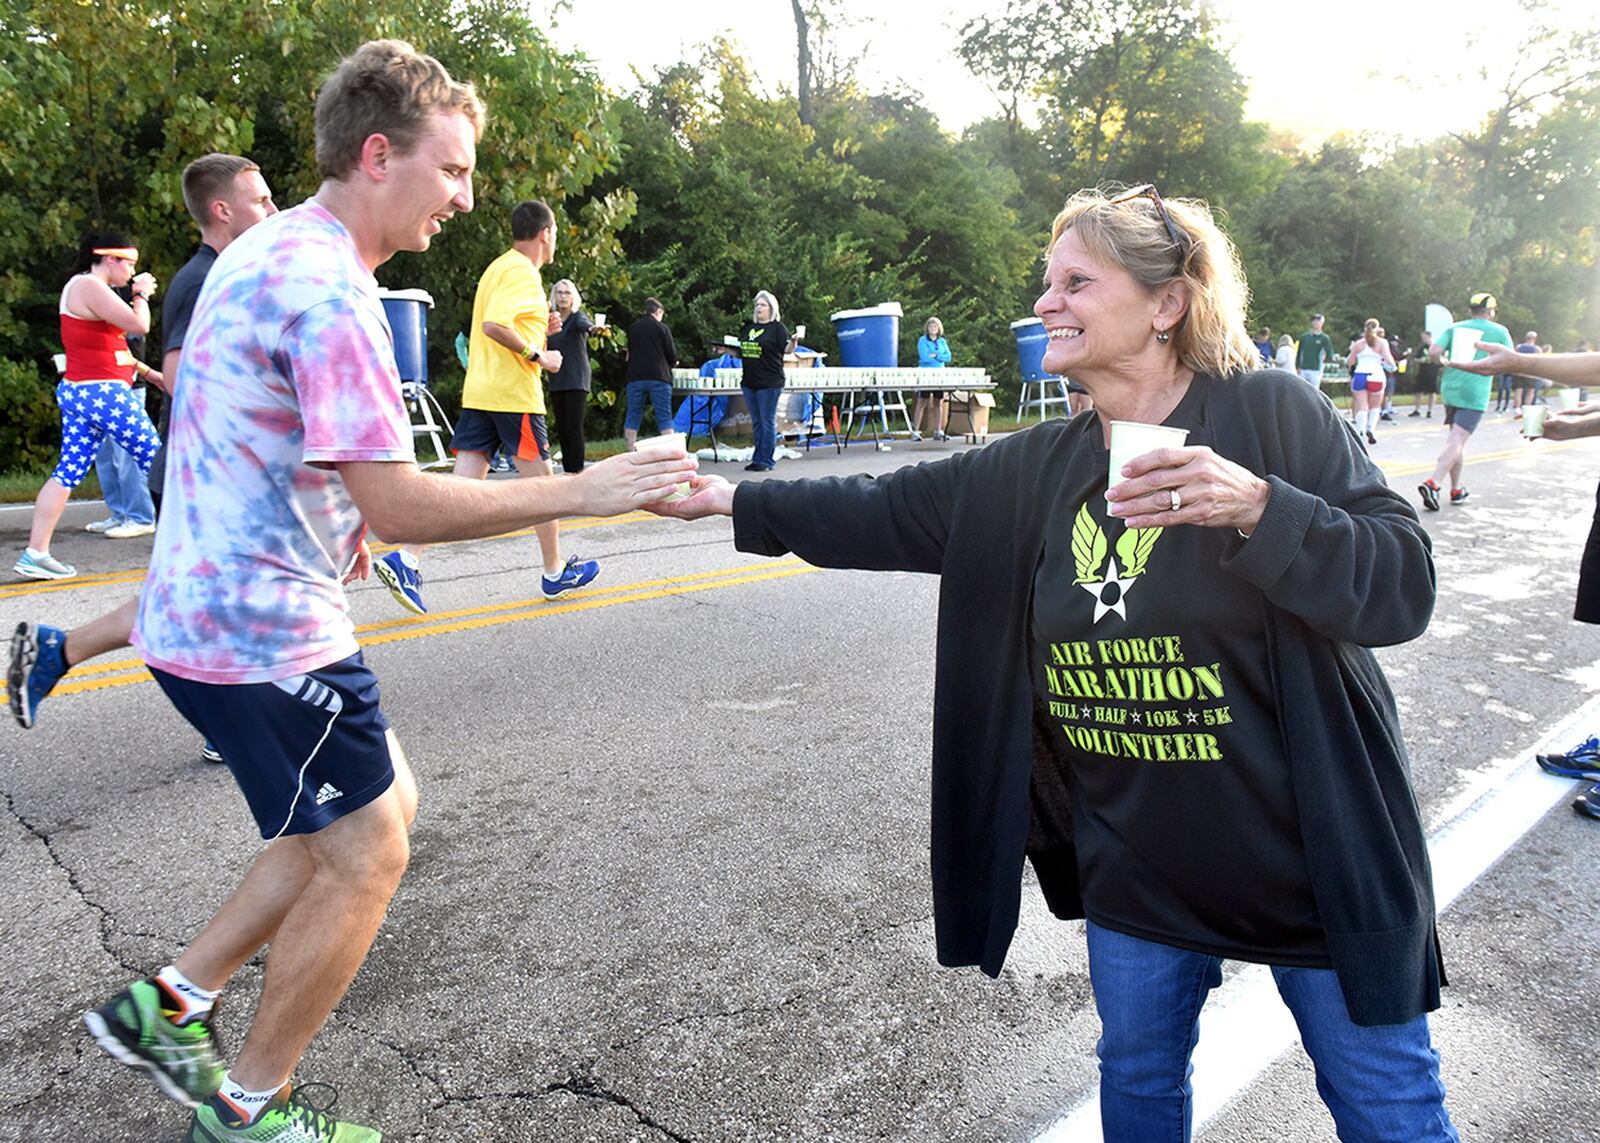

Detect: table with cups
[671, 366, 997, 452]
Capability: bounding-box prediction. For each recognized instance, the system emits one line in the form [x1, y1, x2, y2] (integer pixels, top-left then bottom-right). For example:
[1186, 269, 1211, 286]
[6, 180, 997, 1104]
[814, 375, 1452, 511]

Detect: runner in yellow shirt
[375, 201, 600, 612]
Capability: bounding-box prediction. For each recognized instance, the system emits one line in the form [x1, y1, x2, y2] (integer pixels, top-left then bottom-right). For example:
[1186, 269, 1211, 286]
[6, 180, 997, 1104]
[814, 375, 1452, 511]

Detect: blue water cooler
[377, 287, 452, 467]
[1010, 316, 1070, 420]
[379, 288, 433, 384]
[830, 303, 903, 367]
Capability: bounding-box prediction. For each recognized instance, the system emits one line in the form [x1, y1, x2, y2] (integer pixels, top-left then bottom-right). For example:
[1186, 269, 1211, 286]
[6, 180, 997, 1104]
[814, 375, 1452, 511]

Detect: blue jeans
[96, 434, 155, 525]
[743, 385, 781, 468]
[1086, 921, 1457, 1143]
[624, 380, 673, 433]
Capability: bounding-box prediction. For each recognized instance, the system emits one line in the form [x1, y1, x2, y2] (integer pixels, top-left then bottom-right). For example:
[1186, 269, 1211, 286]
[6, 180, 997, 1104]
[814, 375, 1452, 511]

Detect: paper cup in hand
[593, 312, 606, 328]
[1108, 421, 1189, 488]
[1449, 329, 1482, 364]
[634, 431, 691, 500]
[1558, 388, 1580, 411]
[1521, 405, 1547, 438]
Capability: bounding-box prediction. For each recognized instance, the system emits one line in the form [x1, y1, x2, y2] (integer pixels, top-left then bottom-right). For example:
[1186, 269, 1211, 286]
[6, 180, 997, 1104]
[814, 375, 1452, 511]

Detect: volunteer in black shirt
[623, 298, 678, 449]
[545, 277, 594, 472]
[740, 290, 796, 472]
[651, 188, 1456, 1141]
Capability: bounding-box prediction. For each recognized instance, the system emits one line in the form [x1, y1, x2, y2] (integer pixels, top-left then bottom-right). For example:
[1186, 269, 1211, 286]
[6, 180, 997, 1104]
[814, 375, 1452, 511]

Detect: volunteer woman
[655, 187, 1455, 1141]
[912, 316, 952, 441]
[740, 290, 796, 472]
[545, 278, 595, 473]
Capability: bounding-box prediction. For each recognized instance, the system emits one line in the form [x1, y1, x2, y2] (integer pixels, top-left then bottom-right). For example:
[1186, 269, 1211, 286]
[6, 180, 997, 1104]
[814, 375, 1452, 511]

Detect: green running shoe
[83, 978, 225, 1107]
[189, 1083, 381, 1141]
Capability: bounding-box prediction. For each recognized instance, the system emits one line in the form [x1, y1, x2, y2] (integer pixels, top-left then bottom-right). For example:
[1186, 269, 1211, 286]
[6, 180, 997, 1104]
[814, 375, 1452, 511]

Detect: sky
[546, 0, 1583, 148]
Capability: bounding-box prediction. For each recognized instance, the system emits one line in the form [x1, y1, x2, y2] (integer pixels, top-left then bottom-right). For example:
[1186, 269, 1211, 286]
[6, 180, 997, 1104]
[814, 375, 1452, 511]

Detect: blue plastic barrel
[379, 288, 434, 385]
[1011, 317, 1050, 381]
[830, 303, 903, 367]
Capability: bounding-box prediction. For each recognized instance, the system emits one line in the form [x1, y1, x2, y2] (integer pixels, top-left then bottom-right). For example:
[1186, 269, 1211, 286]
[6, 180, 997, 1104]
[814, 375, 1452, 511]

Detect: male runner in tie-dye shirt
[82, 41, 694, 1143]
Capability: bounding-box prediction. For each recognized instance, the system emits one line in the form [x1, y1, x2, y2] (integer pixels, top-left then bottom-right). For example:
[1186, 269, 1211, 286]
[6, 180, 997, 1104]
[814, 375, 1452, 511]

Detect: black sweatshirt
[731, 369, 1444, 1027]
[625, 314, 678, 383]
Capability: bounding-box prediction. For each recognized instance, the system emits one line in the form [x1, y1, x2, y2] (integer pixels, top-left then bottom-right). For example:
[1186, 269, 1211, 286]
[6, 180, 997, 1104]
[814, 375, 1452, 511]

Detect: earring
[1155, 329, 1171, 344]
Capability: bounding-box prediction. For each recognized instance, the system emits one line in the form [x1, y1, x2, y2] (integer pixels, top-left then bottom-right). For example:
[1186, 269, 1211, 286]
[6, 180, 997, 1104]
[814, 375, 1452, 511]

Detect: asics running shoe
[84, 978, 225, 1107]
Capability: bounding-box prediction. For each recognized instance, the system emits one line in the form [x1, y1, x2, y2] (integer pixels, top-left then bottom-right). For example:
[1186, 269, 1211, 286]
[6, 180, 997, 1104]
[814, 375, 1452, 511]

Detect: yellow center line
[0, 510, 661, 600]
[1377, 438, 1590, 478]
[42, 559, 819, 700]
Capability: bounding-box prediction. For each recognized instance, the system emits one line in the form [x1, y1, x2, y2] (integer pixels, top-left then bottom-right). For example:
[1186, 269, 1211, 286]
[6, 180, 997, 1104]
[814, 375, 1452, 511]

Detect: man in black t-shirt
[9, 155, 276, 737]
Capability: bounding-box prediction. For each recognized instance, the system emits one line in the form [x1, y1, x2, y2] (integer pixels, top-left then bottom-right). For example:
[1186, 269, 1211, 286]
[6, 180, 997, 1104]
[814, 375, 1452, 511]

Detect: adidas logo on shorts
[315, 782, 344, 805]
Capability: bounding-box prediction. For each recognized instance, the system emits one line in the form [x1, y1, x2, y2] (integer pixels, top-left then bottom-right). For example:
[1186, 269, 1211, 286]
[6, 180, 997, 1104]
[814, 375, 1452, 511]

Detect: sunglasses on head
[1107, 184, 1184, 252]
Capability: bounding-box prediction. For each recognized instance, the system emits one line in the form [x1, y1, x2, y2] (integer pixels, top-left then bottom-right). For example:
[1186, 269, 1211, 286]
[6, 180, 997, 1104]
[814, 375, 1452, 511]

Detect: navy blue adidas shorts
[451, 407, 549, 462]
[151, 653, 394, 840]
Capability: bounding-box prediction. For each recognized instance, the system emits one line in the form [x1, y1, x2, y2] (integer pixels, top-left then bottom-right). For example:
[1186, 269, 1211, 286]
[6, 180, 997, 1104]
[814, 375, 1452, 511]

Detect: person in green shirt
[1294, 313, 1333, 386]
[1417, 291, 1515, 511]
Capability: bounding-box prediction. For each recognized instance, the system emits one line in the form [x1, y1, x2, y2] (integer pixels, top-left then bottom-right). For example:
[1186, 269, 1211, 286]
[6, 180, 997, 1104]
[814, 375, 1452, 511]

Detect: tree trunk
[791, 0, 813, 126]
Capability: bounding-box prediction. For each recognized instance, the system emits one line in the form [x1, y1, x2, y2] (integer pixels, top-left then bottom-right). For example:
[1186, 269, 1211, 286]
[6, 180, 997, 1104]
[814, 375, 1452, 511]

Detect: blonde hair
[752, 290, 781, 322]
[315, 40, 485, 180]
[925, 317, 944, 338]
[551, 278, 582, 313]
[1363, 318, 1380, 349]
[1048, 187, 1258, 377]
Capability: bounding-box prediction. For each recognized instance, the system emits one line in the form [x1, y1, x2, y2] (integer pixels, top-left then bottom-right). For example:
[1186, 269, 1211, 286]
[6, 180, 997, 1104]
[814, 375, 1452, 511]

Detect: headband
[92, 246, 139, 261]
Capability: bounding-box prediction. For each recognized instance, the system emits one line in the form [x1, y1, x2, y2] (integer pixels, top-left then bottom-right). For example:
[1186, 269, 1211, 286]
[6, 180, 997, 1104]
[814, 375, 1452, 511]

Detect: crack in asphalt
[1, 788, 160, 975]
[542, 1066, 694, 1142]
[0, 1039, 87, 1115]
[340, 1018, 694, 1142]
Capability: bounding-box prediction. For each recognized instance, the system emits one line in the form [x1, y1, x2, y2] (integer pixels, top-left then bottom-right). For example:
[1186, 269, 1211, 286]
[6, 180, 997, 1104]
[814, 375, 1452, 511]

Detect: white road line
[1032, 695, 1600, 1142]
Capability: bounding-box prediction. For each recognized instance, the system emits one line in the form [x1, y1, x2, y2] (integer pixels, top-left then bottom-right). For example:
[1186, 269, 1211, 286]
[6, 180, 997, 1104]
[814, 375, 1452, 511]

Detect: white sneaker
[103, 521, 156, 539]
[84, 517, 122, 533]
[14, 549, 76, 580]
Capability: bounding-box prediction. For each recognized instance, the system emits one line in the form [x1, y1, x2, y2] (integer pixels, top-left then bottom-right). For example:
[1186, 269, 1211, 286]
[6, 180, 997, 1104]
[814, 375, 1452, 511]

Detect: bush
[0, 357, 59, 470]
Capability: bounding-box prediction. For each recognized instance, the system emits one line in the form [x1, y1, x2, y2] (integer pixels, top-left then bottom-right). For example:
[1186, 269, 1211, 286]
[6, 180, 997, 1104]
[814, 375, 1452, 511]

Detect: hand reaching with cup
[547, 311, 563, 337]
[131, 272, 159, 300]
[1104, 445, 1272, 534]
[644, 473, 736, 520]
[1443, 341, 1524, 377]
[1538, 408, 1600, 441]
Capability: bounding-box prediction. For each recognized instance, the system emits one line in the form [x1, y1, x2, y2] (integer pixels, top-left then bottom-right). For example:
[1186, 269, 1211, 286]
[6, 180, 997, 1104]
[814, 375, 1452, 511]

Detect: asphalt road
[2, 406, 1597, 1142]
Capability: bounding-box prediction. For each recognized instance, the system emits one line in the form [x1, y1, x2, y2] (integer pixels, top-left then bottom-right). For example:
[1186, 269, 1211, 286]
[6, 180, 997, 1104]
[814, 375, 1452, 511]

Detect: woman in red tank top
[14, 231, 162, 581]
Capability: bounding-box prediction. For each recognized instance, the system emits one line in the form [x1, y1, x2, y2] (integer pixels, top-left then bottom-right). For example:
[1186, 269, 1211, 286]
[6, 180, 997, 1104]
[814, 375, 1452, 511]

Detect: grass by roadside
[0, 468, 100, 504]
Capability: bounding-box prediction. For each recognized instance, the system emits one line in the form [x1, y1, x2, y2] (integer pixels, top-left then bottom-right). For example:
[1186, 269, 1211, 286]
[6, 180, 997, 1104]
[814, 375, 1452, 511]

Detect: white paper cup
[634, 431, 691, 499]
[592, 312, 607, 328]
[794, 324, 806, 339]
[1108, 421, 1190, 487]
[1558, 388, 1580, 411]
[1450, 329, 1482, 364]
[1521, 405, 1547, 437]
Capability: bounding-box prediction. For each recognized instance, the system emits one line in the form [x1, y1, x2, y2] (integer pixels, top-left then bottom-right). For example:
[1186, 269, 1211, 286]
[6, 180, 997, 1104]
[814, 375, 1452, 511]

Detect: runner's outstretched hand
[576, 445, 698, 516]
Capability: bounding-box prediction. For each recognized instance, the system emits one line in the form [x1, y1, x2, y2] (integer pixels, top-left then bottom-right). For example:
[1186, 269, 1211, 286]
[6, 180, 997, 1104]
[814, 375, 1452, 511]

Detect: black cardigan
[731, 369, 1445, 1026]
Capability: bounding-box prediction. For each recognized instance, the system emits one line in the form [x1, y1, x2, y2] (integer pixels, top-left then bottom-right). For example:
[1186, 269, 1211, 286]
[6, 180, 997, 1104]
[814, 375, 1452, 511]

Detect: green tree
[0, 0, 627, 466]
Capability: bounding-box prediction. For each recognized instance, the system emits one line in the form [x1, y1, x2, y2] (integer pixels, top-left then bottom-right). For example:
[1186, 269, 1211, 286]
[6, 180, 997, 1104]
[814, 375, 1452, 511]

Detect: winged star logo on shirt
[1071, 502, 1164, 623]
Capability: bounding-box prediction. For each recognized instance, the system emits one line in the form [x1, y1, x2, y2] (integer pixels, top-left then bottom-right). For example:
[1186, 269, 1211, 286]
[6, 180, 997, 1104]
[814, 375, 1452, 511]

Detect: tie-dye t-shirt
[133, 201, 415, 684]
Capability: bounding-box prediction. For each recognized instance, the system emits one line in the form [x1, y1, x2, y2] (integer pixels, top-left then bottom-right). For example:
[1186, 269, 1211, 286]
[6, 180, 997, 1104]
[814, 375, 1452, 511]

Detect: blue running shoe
[9, 621, 68, 729]
[374, 550, 427, 615]
[13, 548, 76, 580]
[1576, 782, 1600, 821]
[1536, 736, 1600, 780]
[541, 556, 601, 600]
